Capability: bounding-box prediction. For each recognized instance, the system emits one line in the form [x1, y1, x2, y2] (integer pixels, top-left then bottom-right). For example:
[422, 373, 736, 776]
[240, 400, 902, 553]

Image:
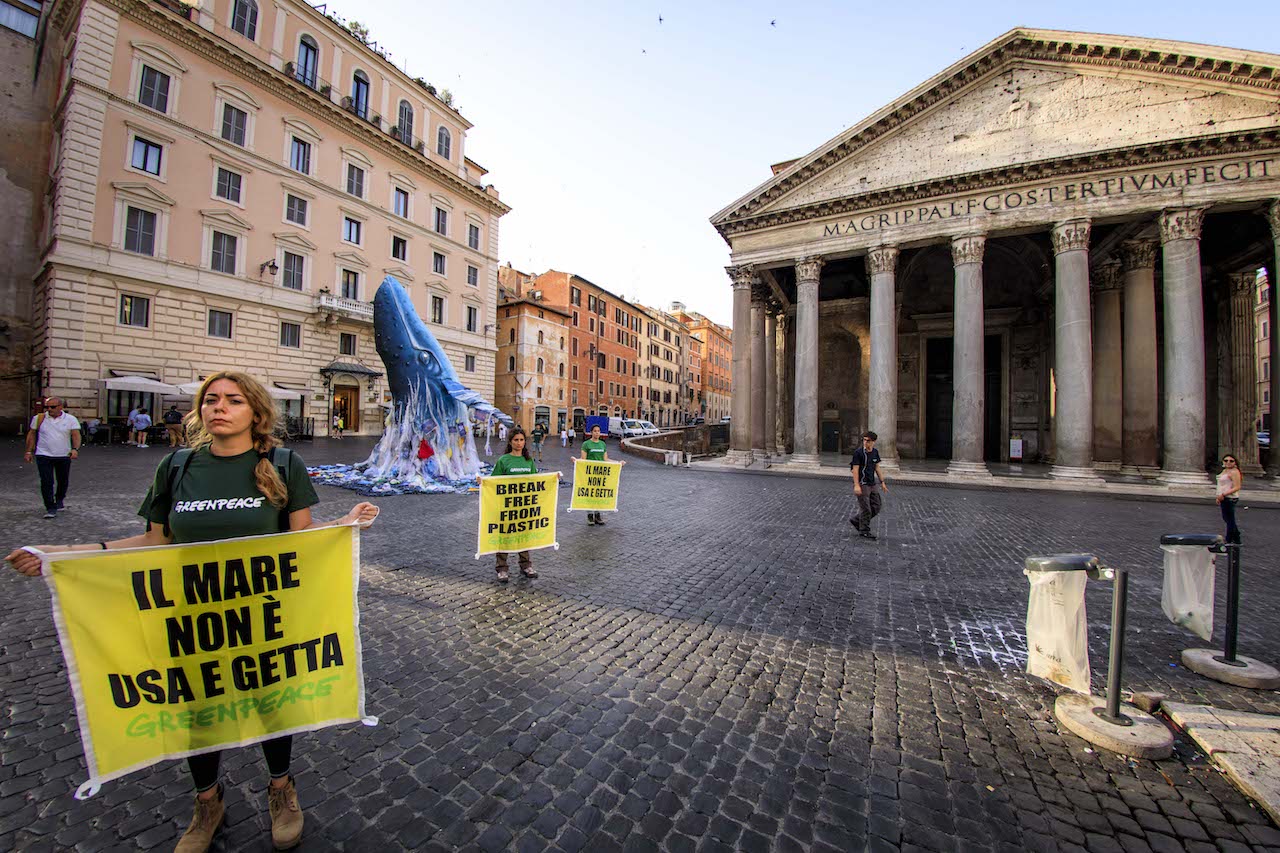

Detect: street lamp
[259, 258, 280, 278]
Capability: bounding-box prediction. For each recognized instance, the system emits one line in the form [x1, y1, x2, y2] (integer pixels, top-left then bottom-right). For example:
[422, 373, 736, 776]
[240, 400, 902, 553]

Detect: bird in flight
[770, 19, 776, 26]
[658, 14, 663, 23]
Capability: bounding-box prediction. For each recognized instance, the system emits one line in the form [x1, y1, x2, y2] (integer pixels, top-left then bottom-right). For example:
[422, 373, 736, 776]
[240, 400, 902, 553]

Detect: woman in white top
[1216, 454, 1243, 544]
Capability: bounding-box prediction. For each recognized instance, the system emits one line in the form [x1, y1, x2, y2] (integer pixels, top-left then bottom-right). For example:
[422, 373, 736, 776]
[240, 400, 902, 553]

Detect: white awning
[102, 375, 182, 394]
[268, 385, 304, 401]
[176, 381, 203, 395]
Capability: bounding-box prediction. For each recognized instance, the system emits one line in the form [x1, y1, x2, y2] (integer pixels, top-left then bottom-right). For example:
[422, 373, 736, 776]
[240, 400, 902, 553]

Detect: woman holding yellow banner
[489, 427, 560, 581]
[6, 371, 379, 853]
[580, 424, 625, 525]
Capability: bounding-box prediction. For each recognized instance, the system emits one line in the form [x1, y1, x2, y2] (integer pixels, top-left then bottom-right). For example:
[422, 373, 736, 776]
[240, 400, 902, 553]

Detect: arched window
[508, 328, 515, 344]
[397, 101, 414, 145]
[231, 0, 258, 40]
[507, 356, 515, 372]
[559, 363, 565, 377]
[436, 125, 451, 159]
[350, 71, 370, 119]
[537, 358, 544, 373]
[537, 330, 544, 344]
[296, 36, 318, 88]
[559, 336, 565, 350]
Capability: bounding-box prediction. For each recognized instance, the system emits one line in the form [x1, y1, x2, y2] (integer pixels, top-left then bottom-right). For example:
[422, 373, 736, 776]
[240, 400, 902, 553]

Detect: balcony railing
[153, 0, 194, 19]
[283, 62, 334, 99]
[316, 291, 373, 323]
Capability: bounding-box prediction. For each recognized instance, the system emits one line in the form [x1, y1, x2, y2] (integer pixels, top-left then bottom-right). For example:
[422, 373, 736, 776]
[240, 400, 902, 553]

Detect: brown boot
[267, 776, 304, 850]
[174, 784, 224, 853]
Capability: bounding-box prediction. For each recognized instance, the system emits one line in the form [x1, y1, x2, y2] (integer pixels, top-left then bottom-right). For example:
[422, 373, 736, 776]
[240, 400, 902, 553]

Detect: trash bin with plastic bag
[1160, 535, 1217, 641]
[1024, 554, 1094, 694]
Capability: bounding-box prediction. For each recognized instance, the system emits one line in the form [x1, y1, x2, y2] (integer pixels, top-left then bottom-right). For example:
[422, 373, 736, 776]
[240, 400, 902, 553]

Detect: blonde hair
[185, 371, 288, 508]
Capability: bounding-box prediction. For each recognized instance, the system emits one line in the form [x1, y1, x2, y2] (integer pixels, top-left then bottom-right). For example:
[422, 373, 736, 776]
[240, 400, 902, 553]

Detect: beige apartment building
[495, 265, 570, 435]
[33, 0, 507, 436]
[638, 304, 688, 428]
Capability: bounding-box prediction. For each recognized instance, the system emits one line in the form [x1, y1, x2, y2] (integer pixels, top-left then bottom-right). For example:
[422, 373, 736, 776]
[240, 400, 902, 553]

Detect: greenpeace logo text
[173, 498, 266, 513]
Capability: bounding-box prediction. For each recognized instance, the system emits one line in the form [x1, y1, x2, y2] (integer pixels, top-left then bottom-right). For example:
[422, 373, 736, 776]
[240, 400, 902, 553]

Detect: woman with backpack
[5, 370, 379, 853]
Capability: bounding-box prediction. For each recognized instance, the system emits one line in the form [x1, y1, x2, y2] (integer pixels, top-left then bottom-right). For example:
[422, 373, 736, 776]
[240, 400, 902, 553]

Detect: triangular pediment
[713, 28, 1280, 230]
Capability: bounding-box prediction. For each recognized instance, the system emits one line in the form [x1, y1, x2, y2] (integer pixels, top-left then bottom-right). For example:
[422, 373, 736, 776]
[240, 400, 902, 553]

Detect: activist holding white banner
[5, 371, 379, 853]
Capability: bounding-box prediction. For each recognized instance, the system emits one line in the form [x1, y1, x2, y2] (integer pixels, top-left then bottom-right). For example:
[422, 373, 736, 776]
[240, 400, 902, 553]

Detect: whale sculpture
[309, 275, 513, 495]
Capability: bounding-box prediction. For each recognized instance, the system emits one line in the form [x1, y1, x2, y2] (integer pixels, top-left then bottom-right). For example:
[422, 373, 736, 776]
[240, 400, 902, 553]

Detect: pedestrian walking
[133, 408, 153, 448]
[568, 426, 576, 447]
[332, 411, 344, 439]
[489, 428, 559, 582]
[163, 404, 185, 447]
[581, 424, 624, 526]
[23, 396, 80, 519]
[5, 370, 379, 853]
[1216, 454, 1243, 544]
[498, 422, 508, 443]
[560, 428, 567, 447]
[530, 422, 547, 461]
[849, 430, 889, 540]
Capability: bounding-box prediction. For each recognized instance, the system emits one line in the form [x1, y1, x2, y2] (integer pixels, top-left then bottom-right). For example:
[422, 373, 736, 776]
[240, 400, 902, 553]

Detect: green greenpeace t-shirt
[138, 448, 319, 544]
[582, 438, 607, 461]
[490, 453, 537, 476]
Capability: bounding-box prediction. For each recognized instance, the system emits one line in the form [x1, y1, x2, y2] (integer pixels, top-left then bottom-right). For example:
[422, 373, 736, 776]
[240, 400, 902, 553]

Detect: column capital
[1051, 219, 1091, 255]
[1158, 206, 1208, 244]
[727, 264, 757, 291]
[1229, 271, 1258, 294]
[865, 245, 899, 277]
[750, 281, 770, 305]
[950, 234, 985, 266]
[1119, 239, 1157, 272]
[795, 256, 823, 283]
[1092, 260, 1123, 292]
[1268, 200, 1280, 238]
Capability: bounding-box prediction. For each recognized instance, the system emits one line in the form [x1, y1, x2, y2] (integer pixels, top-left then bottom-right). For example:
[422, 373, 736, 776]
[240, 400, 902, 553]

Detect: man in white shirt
[24, 396, 81, 519]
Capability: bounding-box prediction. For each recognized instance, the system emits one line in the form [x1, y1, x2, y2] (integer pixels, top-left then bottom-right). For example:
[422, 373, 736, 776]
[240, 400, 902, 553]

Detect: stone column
[780, 312, 795, 455]
[1120, 240, 1160, 476]
[1268, 201, 1280, 478]
[867, 245, 900, 471]
[1050, 219, 1101, 481]
[1229, 272, 1264, 474]
[948, 235, 989, 477]
[726, 265, 755, 465]
[1091, 261, 1123, 472]
[1158, 207, 1212, 486]
[750, 288, 767, 461]
[764, 306, 778, 457]
[791, 256, 823, 468]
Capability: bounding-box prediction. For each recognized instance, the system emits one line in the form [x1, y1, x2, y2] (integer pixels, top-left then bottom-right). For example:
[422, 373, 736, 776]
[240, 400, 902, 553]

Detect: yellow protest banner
[476, 473, 560, 557]
[569, 458, 622, 513]
[39, 525, 373, 798]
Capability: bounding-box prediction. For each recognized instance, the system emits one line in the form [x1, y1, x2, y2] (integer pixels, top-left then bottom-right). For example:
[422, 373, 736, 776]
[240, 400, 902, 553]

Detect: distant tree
[348, 21, 370, 44]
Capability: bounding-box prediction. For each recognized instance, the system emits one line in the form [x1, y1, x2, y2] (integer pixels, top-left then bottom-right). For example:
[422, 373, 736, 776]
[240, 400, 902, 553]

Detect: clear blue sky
[346, 1, 1279, 325]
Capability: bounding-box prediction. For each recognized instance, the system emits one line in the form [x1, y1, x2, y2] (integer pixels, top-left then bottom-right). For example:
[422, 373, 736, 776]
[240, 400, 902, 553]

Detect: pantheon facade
[711, 28, 1280, 485]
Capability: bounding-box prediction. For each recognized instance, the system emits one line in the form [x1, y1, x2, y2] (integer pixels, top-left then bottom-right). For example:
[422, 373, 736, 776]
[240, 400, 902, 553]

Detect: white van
[608, 417, 646, 439]
[639, 420, 660, 435]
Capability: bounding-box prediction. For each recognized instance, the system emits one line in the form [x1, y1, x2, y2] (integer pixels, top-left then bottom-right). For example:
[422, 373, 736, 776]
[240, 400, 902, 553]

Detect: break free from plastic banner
[475, 472, 560, 556]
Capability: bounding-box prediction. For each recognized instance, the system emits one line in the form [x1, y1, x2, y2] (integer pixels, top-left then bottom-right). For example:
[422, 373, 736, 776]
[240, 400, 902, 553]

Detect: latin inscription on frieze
[820, 158, 1276, 240]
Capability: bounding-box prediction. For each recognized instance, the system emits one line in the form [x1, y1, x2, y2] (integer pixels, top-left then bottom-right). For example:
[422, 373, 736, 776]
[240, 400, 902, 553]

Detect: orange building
[673, 304, 732, 422]
[529, 271, 643, 430]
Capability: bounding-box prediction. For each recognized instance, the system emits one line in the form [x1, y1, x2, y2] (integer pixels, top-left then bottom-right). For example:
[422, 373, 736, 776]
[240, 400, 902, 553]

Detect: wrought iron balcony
[283, 62, 333, 99]
[315, 291, 373, 323]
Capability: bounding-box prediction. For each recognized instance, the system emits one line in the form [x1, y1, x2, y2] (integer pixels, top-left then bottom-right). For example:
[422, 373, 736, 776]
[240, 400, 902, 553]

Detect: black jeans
[1220, 497, 1241, 543]
[35, 455, 71, 511]
[188, 736, 293, 792]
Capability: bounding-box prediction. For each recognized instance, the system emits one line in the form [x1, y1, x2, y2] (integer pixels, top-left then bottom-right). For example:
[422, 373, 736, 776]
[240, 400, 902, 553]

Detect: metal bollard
[1096, 566, 1130, 726]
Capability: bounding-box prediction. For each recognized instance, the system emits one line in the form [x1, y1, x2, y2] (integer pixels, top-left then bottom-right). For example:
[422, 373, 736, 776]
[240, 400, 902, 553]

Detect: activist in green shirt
[488, 428, 561, 582]
[580, 424, 624, 526]
[5, 371, 380, 853]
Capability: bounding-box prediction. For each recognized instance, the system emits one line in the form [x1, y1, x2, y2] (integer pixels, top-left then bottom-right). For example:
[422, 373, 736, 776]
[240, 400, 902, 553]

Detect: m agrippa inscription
[819, 157, 1277, 240]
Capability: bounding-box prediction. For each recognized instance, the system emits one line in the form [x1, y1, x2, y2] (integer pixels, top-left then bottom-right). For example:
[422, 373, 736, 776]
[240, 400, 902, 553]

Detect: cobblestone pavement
[2, 436, 1280, 852]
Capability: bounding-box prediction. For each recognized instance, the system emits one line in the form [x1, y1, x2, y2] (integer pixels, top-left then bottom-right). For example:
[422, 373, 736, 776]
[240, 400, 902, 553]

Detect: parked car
[687, 416, 706, 425]
[639, 420, 660, 435]
[720, 415, 732, 424]
[608, 417, 647, 439]
[1259, 431, 1271, 448]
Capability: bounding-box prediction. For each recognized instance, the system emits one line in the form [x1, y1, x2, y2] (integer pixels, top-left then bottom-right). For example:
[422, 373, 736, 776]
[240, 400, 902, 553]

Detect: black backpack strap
[268, 447, 293, 531]
[158, 448, 195, 537]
